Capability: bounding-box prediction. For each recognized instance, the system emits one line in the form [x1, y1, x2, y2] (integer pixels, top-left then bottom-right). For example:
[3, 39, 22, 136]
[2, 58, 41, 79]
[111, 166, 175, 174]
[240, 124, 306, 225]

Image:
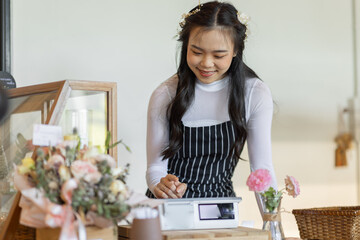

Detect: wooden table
[118, 225, 270, 240]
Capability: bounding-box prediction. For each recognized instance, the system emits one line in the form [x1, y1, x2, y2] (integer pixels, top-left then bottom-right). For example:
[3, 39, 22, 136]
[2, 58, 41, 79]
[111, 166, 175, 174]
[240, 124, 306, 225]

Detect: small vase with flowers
[246, 169, 300, 240]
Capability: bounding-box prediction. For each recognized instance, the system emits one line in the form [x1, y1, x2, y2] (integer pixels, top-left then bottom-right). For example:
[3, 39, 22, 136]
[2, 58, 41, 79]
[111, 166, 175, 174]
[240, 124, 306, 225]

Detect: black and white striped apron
[146, 120, 238, 198]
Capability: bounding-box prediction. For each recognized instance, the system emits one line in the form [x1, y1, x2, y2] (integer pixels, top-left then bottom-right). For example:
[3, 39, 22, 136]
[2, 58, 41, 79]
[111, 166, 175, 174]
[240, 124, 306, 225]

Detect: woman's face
[187, 27, 235, 84]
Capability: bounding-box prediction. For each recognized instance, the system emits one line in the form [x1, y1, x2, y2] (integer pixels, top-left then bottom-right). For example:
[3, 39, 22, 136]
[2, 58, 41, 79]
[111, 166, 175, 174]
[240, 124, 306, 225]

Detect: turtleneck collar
[195, 76, 229, 92]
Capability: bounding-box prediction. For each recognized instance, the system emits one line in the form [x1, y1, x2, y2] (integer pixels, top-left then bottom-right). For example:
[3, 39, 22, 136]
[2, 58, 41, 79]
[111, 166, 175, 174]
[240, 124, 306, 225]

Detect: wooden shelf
[118, 225, 270, 240]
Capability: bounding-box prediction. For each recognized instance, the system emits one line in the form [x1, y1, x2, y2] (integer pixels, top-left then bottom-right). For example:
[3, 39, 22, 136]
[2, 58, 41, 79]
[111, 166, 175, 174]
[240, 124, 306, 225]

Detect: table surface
[118, 225, 271, 240]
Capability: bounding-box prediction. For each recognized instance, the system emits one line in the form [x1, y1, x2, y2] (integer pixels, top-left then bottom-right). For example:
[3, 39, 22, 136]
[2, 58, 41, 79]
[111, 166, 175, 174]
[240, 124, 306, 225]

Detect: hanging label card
[32, 124, 63, 146]
[0, 71, 16, 89]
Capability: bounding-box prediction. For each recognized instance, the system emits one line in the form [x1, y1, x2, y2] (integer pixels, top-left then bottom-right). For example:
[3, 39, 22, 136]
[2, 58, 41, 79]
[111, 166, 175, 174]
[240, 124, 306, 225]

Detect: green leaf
[105, 131, 111, 150]
[108, 139, 122, 149]
[104, 206, 111, 218]
[104, 131, 131, 153]
[125, 145, 132, 153]
[97, 202, 103, 215]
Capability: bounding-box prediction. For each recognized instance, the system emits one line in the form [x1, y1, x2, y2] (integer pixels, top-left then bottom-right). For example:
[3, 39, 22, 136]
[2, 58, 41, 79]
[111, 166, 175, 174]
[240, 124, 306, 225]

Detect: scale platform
[158, 197, 242, 230]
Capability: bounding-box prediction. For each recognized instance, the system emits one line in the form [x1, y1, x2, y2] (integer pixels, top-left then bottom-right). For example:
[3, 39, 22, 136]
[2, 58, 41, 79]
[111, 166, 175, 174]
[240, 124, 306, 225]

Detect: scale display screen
[198, 203, 235, 220]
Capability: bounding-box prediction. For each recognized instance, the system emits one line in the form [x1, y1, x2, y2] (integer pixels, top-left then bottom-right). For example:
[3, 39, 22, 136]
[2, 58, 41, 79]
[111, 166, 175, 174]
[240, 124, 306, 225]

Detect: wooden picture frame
[0, 80, 117, 239]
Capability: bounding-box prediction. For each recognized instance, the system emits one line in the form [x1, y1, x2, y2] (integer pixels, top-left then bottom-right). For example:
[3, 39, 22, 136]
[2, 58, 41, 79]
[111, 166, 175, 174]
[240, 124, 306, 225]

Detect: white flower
[111, 167, 123, 177]
[84, 147, 101, 159]
[48, 181, 58, 190]
[238, 12, 250, 25]
[95, 154, 116, 168]
[58, 165, 71, 181]
[110, 180, 126, 195]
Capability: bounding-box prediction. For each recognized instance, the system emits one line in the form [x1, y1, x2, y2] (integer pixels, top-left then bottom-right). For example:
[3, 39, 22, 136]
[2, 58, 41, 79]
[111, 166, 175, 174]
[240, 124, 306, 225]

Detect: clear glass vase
[261, 196, 285, 240]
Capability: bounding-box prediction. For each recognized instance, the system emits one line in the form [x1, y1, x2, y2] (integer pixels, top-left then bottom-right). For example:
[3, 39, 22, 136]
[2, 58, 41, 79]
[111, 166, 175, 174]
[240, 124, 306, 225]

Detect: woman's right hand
[154, 174, 187, 199]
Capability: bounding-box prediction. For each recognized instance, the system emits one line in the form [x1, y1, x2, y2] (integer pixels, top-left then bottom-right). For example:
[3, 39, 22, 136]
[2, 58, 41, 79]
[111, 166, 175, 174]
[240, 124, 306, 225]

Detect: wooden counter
[118, 225, 270, 240]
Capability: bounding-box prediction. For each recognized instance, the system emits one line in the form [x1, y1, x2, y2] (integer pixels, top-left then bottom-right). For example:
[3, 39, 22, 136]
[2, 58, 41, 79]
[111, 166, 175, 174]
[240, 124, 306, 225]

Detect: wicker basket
[293, 206, 360, 240]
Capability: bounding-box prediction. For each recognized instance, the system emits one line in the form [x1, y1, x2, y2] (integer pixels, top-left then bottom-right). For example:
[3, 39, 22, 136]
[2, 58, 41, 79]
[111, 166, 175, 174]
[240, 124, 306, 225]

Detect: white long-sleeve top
[146, 74, 277, 195]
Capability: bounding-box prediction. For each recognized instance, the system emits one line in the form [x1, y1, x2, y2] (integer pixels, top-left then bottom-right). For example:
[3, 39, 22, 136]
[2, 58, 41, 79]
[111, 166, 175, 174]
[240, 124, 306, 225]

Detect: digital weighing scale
[158, 197, 242, 230]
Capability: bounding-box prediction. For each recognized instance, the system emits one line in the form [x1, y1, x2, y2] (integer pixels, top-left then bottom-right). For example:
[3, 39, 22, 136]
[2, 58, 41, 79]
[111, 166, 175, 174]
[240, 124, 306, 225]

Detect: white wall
[232, 0, 359, 237]
[11, 0, 360, 237]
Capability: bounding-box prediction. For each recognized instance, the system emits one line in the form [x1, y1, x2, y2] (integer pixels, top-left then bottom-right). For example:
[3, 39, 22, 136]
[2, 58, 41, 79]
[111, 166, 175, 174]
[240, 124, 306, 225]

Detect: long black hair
[162, 1, 258, 160]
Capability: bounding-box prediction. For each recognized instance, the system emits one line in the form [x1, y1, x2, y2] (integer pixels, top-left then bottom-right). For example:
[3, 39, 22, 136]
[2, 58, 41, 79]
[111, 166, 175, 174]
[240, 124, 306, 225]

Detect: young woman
[146, 1, 277, 200]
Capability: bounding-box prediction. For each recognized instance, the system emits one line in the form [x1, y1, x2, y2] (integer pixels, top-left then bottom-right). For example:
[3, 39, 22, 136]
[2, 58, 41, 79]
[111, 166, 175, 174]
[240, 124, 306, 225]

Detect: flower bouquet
[14, 131, 130, 240]
[246, 169, 300, 240]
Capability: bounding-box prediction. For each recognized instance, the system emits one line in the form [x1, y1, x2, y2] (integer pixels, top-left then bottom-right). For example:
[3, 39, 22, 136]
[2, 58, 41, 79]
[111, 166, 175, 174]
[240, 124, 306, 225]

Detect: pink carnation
[246, 169, 272, 192]
[285, 175, 300, 198]
[71, 160, 101, 184]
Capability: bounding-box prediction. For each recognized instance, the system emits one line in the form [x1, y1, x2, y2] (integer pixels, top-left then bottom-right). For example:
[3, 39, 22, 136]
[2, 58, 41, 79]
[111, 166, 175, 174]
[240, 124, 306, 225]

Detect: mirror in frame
[0, 80, 117, 239]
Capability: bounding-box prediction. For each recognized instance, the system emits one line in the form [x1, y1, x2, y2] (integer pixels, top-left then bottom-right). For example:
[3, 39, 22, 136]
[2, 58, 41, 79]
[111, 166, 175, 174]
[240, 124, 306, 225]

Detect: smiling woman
[145, 1, 277, 220]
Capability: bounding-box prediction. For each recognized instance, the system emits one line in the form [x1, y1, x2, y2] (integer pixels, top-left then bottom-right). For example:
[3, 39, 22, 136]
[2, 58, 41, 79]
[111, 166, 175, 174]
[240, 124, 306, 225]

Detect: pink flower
[285, 175, 300, 198]
[94, 154, 116, 168]
[61, 179, 78, 204]
[246, 169, 272, 192]
[45, 204, 77, 239]
[70, 160, 101, 184]
[44, 154, 65, 170]
[45, 204, 67, 228]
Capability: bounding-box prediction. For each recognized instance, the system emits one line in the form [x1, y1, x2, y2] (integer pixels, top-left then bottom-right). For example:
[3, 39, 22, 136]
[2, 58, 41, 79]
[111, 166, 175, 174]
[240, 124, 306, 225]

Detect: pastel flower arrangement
[246, 169, 300, 212]
[14, 131, 130, 239]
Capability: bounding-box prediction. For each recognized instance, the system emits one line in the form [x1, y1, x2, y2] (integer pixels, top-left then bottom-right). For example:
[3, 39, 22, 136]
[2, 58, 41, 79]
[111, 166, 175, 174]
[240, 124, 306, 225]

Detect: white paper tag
[32, 124, 62, 146]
